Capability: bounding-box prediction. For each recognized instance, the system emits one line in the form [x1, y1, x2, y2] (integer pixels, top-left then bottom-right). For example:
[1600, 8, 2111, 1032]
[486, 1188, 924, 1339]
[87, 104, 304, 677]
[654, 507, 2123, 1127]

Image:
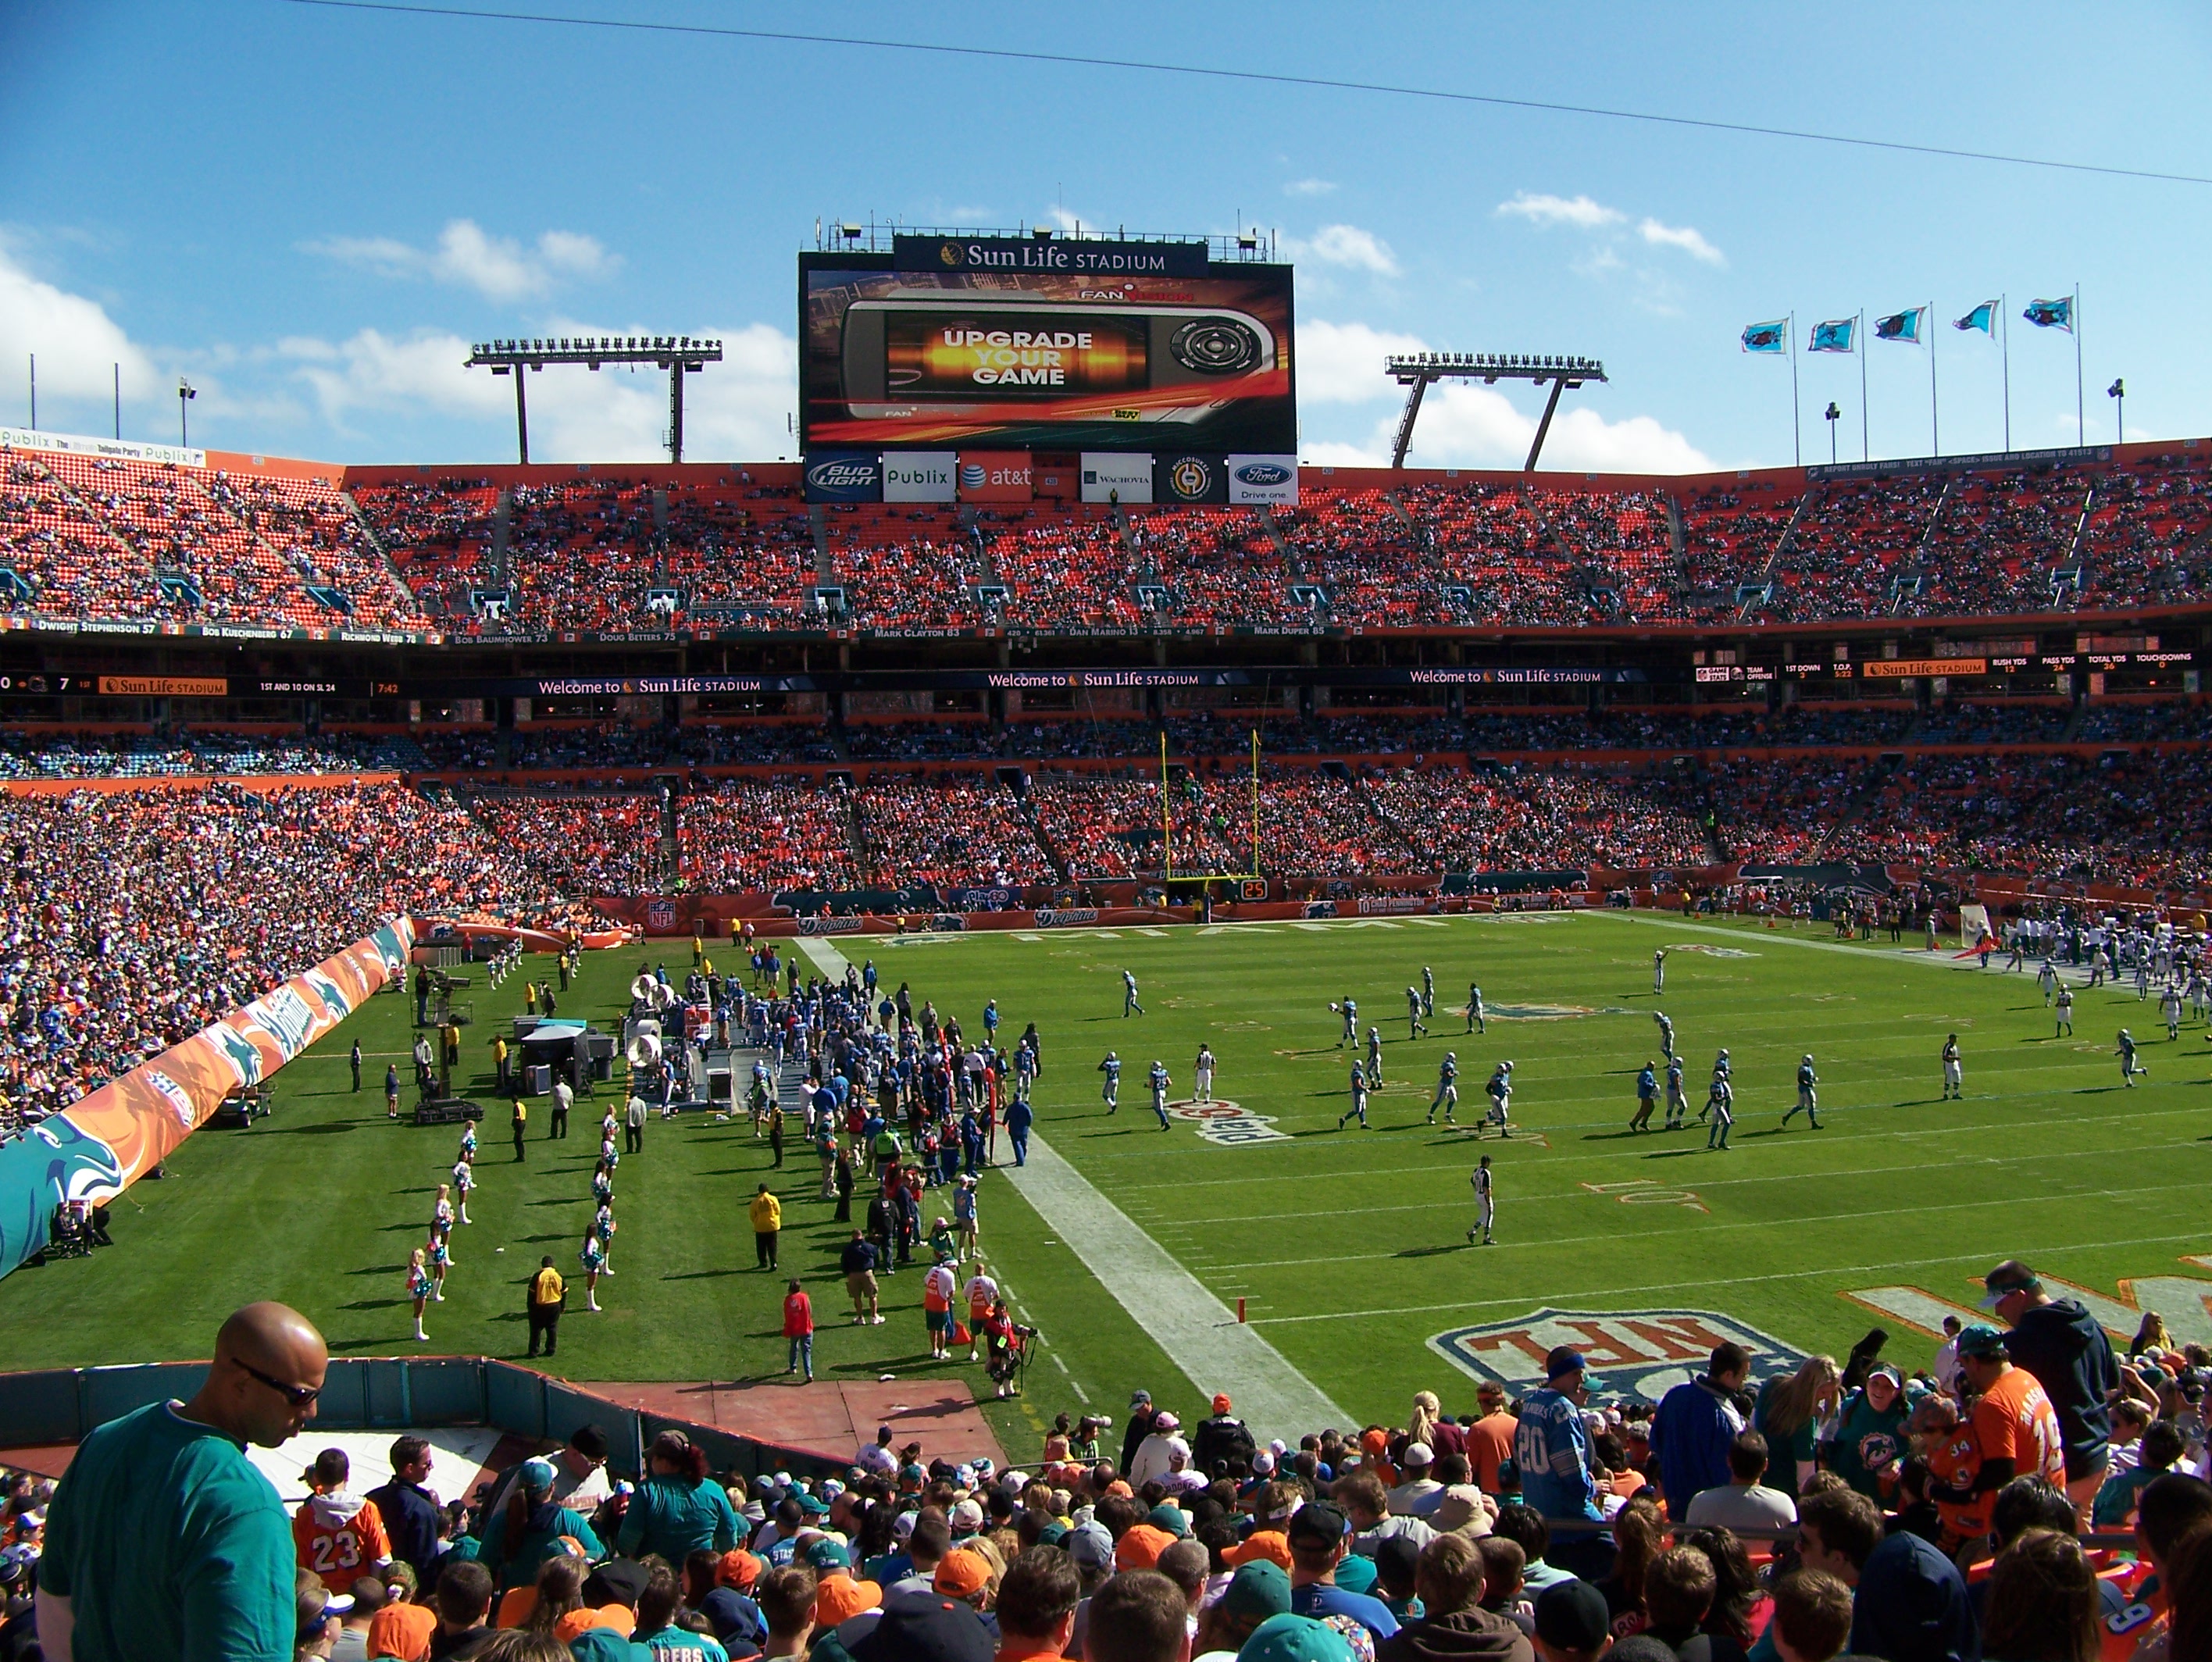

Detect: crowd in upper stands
[8, 440, 2212, 633]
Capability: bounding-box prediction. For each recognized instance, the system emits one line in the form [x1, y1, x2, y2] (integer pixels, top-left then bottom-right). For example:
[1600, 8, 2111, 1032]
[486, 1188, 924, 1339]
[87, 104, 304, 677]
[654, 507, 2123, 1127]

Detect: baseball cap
[1252, 1450, 1277, 1475]
[805, 1539, 852, 1571]
[717, 1550, 762, 1590]
[1115, 1523, 1175, 1570]
[1868, 1364, 1904, 1389]
[1236, 1613, 1358, 1662]
[890, 1510, 919, 1540]
[847, 1587, 997, 1662]
[570, 1423, 612, 1461]
[584, 1558, 650, 1609]
[1153, 1411, 1181, 1432]
[1373, 1534, 1422, 1589]
[1148, 1502, 1191, 1538]
[1222, 1559, 1293, 1619]
[1130, 1389, 1152, 1407]
[1285, 1499, 1348, 1550]
[1535, 1579, 1612, 1651]
[949, 1498, 984, 1533]
[815, 1574, 882, 1625]
[569, 1630, 641, 1662]
[1402, 1442, 1434, 1467]
[518, 1458, 558, 1493]
[1213, 1393, 1234, 1414]
[1065, 1521, 1115, 1570]
[1981, 1261, 2043, 1310]
[1224, 1529, 1293, 1570]
[1955, 1323, 2010, 1361]
[933, 1549, 990, 1598]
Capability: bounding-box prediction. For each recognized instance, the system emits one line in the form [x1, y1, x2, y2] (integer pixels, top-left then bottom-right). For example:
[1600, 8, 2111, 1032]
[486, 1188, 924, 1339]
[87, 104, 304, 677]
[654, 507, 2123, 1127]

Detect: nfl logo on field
[1429, 1307, 1808, 1404]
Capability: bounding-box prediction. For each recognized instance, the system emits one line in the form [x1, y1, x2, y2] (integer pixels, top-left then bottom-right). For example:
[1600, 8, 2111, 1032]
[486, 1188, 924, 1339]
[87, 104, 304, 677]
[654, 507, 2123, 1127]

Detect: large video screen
[801, 244, 1295, 453]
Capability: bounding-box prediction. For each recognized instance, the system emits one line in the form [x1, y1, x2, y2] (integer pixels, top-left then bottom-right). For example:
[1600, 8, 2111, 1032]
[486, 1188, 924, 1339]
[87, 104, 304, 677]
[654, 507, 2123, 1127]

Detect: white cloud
[1295, 223, 1400, 277]
[1637, 218, 1725, 266]
[1305, 381, 1711, 475]
[1296, 318, 1428, 403]
[1495, 193, 1624, 230]
[1284, 178, 1337, 197]
[284, 321, 796, 462]
[305, 219, 618, 302]
[0, 242, 161, 401]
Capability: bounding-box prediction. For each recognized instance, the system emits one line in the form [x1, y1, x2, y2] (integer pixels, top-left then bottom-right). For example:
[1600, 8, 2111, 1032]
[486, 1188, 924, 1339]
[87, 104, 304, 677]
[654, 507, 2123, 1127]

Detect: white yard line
[796, 931, 1347, 1441]
[998, 1129, 1347, 1443]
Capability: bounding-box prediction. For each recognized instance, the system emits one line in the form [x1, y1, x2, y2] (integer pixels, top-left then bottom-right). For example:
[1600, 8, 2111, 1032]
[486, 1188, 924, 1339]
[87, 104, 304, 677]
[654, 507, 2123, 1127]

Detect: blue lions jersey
[1515, 1387, 1600, 1521]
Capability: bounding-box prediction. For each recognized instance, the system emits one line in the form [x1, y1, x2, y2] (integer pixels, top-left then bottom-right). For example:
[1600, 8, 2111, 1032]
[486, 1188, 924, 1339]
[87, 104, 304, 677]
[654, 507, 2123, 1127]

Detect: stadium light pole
[1384, 353, 1607, 471]
[177, 379, 195, 447]
[2108, 378, 2125, 445]
[1824, 401, 1840, 465]
[466, 337, 725, 464]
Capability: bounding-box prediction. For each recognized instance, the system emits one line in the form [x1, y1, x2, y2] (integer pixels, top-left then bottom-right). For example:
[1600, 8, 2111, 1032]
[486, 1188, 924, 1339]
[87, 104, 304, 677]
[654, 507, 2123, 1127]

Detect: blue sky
[3, 2, 2207, 472]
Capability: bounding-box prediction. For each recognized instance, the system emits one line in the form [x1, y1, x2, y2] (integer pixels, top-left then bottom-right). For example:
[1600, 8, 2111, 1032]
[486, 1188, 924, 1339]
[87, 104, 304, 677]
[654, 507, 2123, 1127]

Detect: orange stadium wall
[0, 918, 417, 1280]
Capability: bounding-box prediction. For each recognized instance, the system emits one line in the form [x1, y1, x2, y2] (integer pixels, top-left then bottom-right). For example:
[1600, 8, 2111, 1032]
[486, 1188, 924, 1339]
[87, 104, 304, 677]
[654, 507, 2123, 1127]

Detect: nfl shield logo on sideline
[1429, 1307, 1808, 1404]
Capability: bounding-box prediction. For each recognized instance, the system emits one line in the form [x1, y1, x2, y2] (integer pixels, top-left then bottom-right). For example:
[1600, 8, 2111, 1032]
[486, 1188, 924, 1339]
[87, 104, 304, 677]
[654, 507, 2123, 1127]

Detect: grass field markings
[994, 1129, 1347, 1441]
[1187, 1177, 2208, 1277]
[1084, 1089, 2209, 1179]
[1161, 1135, 2212, 1236]
[1244, 1228, 2212, 1328]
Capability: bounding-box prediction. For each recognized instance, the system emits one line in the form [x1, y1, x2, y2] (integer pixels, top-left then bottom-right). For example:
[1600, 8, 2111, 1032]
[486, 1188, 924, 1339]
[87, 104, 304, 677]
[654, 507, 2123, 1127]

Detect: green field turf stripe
[1190, 1173, 2211, 1275]
[1248, 1229, 2212, 1327]
[999, 1131, 1347, 1443]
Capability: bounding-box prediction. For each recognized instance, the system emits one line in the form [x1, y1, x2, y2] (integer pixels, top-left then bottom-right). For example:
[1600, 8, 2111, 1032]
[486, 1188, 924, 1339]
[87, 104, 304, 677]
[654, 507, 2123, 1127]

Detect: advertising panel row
[801, 241, 1296, 455]
[0, 917, 416, 1279]
[804, 448, 1298, 505]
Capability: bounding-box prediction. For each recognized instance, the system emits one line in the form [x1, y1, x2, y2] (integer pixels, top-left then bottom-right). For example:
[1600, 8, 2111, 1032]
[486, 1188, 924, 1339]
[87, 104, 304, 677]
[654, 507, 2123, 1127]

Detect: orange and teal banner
[0, 918, 414, 1277]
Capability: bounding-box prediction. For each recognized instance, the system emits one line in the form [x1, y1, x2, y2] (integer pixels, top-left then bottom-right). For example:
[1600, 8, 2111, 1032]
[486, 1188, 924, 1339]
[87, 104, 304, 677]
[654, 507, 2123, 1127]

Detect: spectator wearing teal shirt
[37, 1301, 328, 1662]
[618, 1431, 740, 1563]
[476, 1458, 605, 1590]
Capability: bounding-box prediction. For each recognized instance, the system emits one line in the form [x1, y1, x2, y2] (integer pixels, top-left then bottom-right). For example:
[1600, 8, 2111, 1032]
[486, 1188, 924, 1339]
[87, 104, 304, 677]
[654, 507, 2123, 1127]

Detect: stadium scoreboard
[801, 236, 1297, 506]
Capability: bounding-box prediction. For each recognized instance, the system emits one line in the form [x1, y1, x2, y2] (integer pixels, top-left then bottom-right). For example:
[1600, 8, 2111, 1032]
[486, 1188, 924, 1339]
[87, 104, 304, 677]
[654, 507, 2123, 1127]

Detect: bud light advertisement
[804, 451, 883, 503]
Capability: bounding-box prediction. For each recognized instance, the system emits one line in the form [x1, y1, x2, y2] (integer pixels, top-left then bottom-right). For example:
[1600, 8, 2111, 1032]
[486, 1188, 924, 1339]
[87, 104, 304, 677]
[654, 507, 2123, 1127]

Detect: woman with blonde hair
[2132, 1312, 2175, 1358]
[1754, 1355, 1840, 1506]
[405, 1247, 432, 1343]
[1407, 1391, 1442, 1456]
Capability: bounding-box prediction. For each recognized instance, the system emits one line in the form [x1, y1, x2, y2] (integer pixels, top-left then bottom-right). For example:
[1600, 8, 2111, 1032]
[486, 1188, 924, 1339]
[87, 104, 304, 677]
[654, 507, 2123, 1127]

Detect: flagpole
[1928, 301, 1939, 458]
[2073, 283, 2084, 446]
[1789, 310, 1800, 467]
[1858, 310, 1869, 461]
[2001, 292, 2011, 453]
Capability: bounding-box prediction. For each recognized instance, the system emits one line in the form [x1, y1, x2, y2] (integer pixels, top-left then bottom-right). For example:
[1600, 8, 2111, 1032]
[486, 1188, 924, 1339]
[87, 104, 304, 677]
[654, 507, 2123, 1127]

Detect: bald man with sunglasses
[40, 1300, 329, 1662]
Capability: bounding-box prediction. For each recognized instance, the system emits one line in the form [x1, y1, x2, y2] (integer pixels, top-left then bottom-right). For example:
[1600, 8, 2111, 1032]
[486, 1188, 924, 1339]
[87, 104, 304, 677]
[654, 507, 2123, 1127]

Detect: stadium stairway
[337, 490, 419, 617]
[487, 489, 514, 590]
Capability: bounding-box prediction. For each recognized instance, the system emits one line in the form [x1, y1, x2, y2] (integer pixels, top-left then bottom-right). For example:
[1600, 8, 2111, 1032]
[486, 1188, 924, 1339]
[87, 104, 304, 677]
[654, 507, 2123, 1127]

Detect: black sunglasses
[238, 1360, 321, 1409]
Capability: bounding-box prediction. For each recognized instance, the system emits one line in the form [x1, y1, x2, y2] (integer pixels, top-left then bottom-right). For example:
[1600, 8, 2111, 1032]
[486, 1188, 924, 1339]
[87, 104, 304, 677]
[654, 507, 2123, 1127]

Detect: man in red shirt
[783, 1279, 815, 1384]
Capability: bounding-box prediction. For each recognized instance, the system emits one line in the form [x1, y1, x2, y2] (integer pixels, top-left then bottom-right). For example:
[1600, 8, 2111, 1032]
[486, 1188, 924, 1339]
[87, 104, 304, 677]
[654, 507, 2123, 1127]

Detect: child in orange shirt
[1911, 1396, 1989, 1562]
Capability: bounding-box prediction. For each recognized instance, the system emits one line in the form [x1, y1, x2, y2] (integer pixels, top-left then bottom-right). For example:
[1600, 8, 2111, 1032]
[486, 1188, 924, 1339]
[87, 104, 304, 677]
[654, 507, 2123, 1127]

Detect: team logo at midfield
[1430, 1307, 1808, 1404]
[1486, 1003, 1612, 1021]
[1165, 1098, 1287, 1147]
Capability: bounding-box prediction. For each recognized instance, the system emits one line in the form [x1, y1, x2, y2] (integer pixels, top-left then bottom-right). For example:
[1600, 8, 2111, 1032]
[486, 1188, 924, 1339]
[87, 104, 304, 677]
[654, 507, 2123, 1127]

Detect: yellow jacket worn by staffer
[749, 1191, 782, 1232]
[530, 1265, 565, 1308]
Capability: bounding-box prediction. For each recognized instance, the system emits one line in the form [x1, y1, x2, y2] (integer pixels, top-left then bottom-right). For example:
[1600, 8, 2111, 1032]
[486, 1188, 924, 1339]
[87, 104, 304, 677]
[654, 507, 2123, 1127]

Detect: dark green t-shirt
[39, 1400, 293, 1662]
[1826, 1388, 1911, 1501]
[1753, 1377, 1819, 1506]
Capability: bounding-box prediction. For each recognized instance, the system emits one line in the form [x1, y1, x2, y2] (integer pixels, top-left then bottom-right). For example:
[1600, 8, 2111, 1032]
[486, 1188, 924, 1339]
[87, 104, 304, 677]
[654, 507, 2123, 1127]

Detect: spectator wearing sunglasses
[37, 1300, 329, 1662]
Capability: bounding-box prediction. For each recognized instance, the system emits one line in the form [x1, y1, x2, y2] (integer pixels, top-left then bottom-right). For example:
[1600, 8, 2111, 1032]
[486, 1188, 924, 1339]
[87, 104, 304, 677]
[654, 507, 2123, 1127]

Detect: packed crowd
[468, 794, 670, 897]
[676, 779, 866, 893]
[0, 783, 604, 1130]
[1363, 765, 1713, 872]
[857, 775, 1053, 890]
[0, 729, 426, 779]
[12, 444, 2212, 633]
[27, 1252, 2212, 1662]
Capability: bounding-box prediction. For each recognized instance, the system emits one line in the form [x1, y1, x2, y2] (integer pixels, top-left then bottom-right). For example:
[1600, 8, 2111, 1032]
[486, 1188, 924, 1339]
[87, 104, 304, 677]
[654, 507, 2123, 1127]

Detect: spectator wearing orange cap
[687, 1547, 766, 1654]
[807, 1538, 883, 1626]
[1192, 1393, 1258, 1479]
[933, 1546, 996, 1622]
[1115, 1521, 1176, 1572]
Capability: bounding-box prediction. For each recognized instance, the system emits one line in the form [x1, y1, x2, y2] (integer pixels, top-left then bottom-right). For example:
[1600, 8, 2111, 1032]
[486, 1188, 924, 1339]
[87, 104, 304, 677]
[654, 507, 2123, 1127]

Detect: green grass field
[4, 909, 2207, 1456]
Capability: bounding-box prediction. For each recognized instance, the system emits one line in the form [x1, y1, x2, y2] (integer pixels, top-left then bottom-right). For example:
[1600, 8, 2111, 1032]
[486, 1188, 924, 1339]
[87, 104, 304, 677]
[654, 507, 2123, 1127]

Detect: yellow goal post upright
[1156, 726, 1263, 886]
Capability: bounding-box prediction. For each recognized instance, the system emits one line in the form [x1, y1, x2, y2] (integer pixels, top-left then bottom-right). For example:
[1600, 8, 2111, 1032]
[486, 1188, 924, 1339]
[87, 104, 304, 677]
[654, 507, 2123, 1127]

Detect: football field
[5, 908, 2209, 1454]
